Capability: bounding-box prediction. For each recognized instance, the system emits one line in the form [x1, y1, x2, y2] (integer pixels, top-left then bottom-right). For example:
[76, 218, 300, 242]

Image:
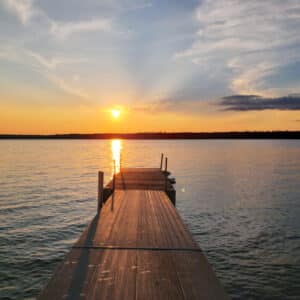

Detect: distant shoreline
[0, 131, 300, 139]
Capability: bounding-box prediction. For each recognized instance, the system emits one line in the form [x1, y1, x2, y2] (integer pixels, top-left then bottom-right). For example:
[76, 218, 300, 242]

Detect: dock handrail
[164, 156, 168, 191]
[97, 171, 104, 215]
[160, 153, 164, 169]
[111, 160, 116, 211]
[165, 157, 168, 172]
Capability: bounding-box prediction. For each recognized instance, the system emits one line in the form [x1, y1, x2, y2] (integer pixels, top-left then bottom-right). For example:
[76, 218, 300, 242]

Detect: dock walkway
[39, 168, 228, 299]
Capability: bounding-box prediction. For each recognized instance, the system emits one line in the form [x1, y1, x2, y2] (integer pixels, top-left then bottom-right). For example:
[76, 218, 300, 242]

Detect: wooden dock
[39, 167, 228, 299]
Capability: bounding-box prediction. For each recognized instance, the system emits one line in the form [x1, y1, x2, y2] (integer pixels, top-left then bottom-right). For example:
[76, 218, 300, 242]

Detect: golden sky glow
[0, 101, 299, 134]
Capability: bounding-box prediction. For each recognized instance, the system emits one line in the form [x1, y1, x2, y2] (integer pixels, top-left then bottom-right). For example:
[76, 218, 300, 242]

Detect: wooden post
[160, 153, 164, 169]
[164, 157, 168, 192]
[97, 171, 104, 215]
[111, 160, 116, 211]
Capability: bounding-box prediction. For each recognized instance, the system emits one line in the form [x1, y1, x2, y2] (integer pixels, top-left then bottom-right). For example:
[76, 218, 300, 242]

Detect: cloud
[219, 94, 300, 111]
[0, 45, 87, 70]
[27, 51, 88, 70]
[50, 18, 112, 39]
[174, 0, 300, 95]
[47, 73, 90, 101]
[1, 0, 113, 39]
[0, 44, 90, 101]
[1, 0, 35, 24]
[133, 99, 174, 113]
[126, 2, 152, 11]
[131, 96, 214, 116]
[27, 51, 91, 100]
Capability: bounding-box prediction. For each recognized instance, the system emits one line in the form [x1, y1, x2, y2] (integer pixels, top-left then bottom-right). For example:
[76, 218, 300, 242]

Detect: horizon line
[1, 131, 299, 139]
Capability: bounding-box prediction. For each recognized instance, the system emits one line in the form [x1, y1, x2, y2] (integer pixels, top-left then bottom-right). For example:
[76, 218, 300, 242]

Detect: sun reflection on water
[111, 139, 122, 175]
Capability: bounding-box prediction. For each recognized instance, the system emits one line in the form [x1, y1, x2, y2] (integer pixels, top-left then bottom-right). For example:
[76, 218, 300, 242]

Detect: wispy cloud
[0, 1, 118, 102]
[46, 73, 90, 101]
[0, 45, 86, 69]
[27, 51, 91, 101]
[0, 44, 19, 61]
[0, 44, 90, 101]
[27, 51, 88, 70]
[126, 1, 152, 11]
[1, 0, 114, 39]
[50, 18, 112, 39]
[174, 0, 300, 95]
[131, 96, 214, 116]
[219, 94, 300, 111]
[1, 0, 35, 24]
[133, 99, 174, 113]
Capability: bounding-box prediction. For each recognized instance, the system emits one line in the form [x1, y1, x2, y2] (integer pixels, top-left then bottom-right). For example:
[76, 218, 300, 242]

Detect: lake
[0, 140, 299, 299]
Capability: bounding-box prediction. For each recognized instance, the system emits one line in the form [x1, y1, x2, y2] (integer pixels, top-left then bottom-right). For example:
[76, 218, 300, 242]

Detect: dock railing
[97, 171, 104, 215]
[111, 159, 116, 211]
[160, 153, 164, 169]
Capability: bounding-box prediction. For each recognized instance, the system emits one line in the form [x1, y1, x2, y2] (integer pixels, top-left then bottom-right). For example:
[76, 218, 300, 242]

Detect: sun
[111, 109, 121, 119]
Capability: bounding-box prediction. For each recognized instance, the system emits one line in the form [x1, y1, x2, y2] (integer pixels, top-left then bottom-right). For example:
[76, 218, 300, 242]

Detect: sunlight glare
[111, 109, 121, 119]
[111, 139, 122, 174]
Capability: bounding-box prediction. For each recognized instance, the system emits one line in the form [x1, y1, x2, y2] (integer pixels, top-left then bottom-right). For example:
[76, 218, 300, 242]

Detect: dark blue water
[0, 140, 299, 299]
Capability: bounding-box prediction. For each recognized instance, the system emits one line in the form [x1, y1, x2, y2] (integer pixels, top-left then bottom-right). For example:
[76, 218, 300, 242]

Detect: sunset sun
[111, 109, 121, 119]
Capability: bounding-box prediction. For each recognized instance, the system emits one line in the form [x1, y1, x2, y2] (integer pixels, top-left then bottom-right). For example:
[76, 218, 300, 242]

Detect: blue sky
[1, 0, 300, 133]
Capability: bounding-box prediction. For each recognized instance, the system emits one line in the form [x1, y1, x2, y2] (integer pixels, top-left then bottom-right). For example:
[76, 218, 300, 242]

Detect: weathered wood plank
[39, 249, 228, 300]
[39, 249, 101, 299]
[136, 251, 184, 300]
[109, 190, 139, 247]
[172, 251, 230, 300]
[74, 190, 197, 249]
[106, 168, 169, 190]
[39, 249, 137, 300]
[89, 250, 137, 300]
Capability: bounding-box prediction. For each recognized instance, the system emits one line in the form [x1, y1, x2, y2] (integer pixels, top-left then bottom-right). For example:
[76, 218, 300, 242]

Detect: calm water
[0, 140, 300, 299]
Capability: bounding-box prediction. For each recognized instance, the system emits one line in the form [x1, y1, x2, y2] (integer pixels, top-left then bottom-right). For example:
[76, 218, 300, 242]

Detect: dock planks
[106, 168, 172, 190]
[39, 168, 228, 299]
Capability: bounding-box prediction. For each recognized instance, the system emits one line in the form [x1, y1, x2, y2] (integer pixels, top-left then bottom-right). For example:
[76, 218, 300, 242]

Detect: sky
[0, 0, 300, 134]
